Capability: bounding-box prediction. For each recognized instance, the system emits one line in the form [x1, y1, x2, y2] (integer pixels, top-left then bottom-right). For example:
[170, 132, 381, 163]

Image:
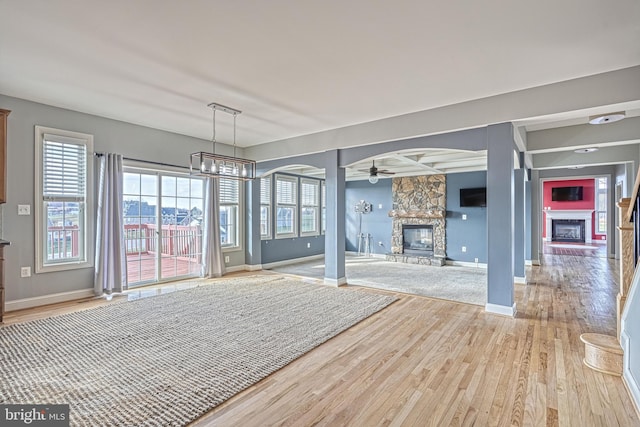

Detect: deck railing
[47, 224, 202, 260]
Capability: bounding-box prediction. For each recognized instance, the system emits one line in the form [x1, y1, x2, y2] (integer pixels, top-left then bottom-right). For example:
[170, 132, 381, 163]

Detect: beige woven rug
[0, 275, 396, 426]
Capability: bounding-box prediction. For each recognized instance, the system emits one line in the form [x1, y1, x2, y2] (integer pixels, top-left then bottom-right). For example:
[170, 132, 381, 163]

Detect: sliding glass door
[123, 169, 204, 286]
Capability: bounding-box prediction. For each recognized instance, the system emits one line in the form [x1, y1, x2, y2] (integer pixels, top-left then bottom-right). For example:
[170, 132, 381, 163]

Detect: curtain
[202, 177, 225, 278]
[94, 153, 127, 297]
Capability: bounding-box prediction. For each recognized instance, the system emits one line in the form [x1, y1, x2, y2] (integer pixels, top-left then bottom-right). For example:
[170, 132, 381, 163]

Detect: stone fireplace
[386, 175, 446, 266]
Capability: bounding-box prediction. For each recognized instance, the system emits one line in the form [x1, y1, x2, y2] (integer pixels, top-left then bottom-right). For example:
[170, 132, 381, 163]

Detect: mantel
[544, 209, 594, 219]
[388, 209, 445, 219]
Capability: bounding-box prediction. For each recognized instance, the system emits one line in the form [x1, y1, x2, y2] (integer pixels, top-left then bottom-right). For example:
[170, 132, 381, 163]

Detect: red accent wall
[542, 179, 605, 240]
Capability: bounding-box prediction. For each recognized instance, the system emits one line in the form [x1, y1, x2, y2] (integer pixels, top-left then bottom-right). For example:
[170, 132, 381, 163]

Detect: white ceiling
[1, 1, 639, 178]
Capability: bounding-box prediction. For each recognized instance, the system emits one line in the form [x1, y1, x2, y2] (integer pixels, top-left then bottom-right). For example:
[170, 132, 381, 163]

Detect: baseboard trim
[6, 289, 95, 312]
[346, 251, 386, 259]
[515, 276, 527, 284]
[262, 254, 324, 270]
[226, 265, 250, 273]
[324, 277, 348, 287]
[526, 259, 541, 266]
[445, 260, 487, 269]
[245, 264, 263, 272]
[485, 302, 517, 317]
[621, 330, 640, 418]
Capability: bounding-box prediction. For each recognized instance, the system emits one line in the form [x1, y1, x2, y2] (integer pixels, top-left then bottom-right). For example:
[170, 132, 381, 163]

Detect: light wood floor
[3, 255, 639, 426]
[194, 254, 638, 426]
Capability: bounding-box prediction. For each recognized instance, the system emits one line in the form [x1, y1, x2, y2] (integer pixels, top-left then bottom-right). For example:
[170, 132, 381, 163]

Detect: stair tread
[580, 333, 623, 354]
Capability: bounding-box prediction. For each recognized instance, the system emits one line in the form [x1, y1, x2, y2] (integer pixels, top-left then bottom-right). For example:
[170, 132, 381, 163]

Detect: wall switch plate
[462, 214, 467, 220]
[378, 204, 383, 209]
[18, 204, 31, 215]
[307, 242, 311, 248]
[21, 266, 31, 277]
[462, 246, 467, 252]
[475, 257, 479, 263]
[224, 256, 229, 263]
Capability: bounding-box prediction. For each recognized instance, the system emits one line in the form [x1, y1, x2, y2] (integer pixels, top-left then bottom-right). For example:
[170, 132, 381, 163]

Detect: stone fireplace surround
[385, 175, 446, 266]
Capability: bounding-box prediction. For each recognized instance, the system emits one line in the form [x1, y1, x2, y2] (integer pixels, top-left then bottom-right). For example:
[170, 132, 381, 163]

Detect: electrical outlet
[462, 246, 467, 252]
[307, 242, 311, 248]
[21, 266, 31, 277]
[224, 256, 229, 263]
[18, 204, 31, 215]
[462, 214, 467, 220]
[475, 257, 479, 263]
[378, 241, 383, 246]
[378, 204, 382, 209]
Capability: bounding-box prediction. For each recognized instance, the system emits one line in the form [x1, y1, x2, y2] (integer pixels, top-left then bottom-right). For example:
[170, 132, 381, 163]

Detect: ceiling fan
[367, 160, 395, 184]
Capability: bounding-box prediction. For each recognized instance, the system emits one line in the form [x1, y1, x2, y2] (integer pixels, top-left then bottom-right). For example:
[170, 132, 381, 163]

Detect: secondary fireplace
[402, 224, 434, 255]
[552, 219, 585, 243]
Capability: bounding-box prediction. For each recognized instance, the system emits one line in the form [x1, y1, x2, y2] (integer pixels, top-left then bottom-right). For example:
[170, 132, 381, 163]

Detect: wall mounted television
[460, 187, 486, 207]
[551, 186, 583, 201]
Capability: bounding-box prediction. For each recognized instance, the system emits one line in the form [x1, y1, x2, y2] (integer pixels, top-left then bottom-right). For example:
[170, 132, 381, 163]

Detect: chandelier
[190, 102, 256, 180]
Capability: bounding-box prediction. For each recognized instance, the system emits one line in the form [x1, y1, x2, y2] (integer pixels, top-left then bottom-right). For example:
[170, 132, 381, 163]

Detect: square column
[325, 150, 346, 285]
[486, 123, 516, 316]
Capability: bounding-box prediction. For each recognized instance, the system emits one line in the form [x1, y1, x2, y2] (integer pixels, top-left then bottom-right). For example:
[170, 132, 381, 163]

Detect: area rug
[271, 255, 487, 305]
[0, 275, 396, 426]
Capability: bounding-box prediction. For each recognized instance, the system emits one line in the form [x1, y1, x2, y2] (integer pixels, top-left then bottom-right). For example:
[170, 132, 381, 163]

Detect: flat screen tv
[551, 186, 583, 201]
[460, 187, 486, 207]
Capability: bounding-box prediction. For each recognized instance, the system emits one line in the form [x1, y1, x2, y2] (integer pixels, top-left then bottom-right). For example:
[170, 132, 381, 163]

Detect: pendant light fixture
[190, 102, 256, 180]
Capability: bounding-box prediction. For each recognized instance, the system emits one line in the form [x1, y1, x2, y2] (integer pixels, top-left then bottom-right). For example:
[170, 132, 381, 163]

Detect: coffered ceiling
[1, 1, 639, 178]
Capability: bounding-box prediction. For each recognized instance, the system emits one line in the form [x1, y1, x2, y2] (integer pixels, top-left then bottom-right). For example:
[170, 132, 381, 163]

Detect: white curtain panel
[94, 153, 128, 296]
[202, 177, 225, 278]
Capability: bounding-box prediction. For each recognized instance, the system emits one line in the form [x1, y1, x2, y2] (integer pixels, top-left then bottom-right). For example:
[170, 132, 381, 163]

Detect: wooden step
[580, 333, 623, 376]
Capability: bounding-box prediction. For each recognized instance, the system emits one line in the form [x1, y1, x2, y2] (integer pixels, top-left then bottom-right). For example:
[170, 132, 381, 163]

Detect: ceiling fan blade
[378, 170, 396, 175]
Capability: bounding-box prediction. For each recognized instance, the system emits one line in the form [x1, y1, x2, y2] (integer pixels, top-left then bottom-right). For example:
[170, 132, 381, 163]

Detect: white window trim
[300, 178, 320, 237]
[260, 176, 272, 240]
[219, 178, 243, 251]
[596, 176, 607, 235]
[275, 174, 298, 239]
[35, 126, 94, 273]
[321, 181, 326, 235]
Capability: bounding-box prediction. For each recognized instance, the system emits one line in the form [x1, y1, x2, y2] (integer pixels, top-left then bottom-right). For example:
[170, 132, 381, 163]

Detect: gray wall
[261, 235, 325, 264]
[345, 179, 393, 255]
[446, 171, 487, 263]
[0, 95, 244, 302]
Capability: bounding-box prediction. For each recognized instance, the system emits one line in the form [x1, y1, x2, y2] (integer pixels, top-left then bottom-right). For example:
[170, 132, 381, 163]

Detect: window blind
[301, 180, 318, 206]
[42, 136, 87, 201]
[219, 178, 239, 204]
[276, 176, 297, 204]
[260, 177, 271, 204]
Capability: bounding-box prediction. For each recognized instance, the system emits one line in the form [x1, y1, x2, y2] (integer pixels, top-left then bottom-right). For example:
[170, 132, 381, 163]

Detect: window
[220, 178, 240, 248]
[260, 176, 271, 239]
[35, 126, 93, 273]
[301, 179, 320, 236]
[275, 174, 297, 238]
[123, 170, 204, 285]
[596, 177, 607, 234]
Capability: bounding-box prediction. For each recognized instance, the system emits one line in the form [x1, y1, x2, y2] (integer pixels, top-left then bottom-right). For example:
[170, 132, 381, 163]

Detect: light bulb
[241, 165, 247, 177]
[368, 175, 379, 184]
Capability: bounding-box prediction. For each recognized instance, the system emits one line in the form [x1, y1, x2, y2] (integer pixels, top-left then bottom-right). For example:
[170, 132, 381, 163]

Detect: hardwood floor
[2, 255, 638, 426]
[194, 254, 638, 426]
